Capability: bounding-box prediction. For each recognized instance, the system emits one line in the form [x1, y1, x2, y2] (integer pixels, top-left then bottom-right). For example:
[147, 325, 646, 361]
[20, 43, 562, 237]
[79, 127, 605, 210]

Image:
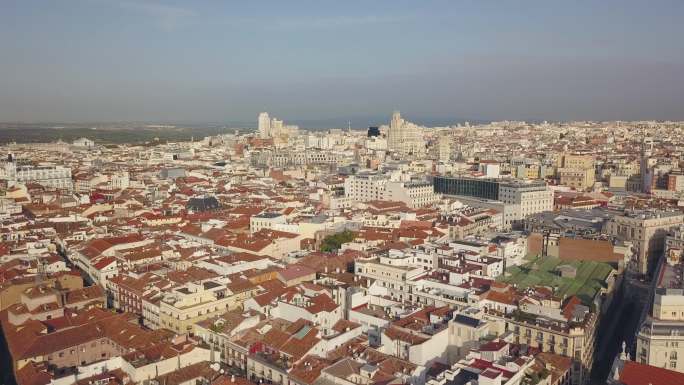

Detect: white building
[438, 133, 452, 162]
[498, 181, 554, 227]
[384, 180, 440, 208]
[250, 212, 287, 233]
[636, 246, 684, 373]
[271, 292, 343, 333]
[110, 172, 130, 189]
[258, 112, 271, 138]
[72, 137, 95, 148]
[257, 112, 299, 141]
[2, 161, 72, 190]
[344, 173, 388, 203]
[479, 162, 501, 178]
[387, 111, 424, 157]
[344, 173, 438, 208]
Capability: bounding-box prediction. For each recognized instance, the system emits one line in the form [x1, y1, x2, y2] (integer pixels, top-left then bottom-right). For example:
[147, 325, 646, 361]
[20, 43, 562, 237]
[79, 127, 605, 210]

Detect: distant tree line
[0, 126, 233, 144]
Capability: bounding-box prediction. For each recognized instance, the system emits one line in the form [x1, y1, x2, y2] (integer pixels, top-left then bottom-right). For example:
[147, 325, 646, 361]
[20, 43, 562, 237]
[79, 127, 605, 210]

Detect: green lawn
[499, 255, 614, 305]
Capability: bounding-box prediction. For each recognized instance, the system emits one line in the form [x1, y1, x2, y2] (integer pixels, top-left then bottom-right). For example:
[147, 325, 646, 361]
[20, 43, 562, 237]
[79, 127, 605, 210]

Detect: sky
[0, 0, 683, 126]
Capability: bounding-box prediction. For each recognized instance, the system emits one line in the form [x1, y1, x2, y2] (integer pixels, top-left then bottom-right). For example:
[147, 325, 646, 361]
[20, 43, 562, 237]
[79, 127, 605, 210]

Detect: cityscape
[1, 2, 684, 385]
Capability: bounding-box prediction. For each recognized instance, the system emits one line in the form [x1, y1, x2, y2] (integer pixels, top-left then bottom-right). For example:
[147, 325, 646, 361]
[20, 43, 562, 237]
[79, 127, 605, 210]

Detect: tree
[320, 230, 355, 252]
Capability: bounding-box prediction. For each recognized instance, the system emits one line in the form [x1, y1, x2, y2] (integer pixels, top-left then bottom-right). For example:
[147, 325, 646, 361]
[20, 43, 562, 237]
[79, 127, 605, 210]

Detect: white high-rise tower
[258, 112, 271, 138]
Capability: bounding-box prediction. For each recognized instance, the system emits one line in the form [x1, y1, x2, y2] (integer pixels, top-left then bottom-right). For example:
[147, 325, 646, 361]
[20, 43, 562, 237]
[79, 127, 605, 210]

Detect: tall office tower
[270, 118, 283, 136]
[387, 111, 423, 157]
[438, 133, 452, 162]
[640, 135, 653, 194]
[258, 112, 271, 138]
[387, 111, 401, 152]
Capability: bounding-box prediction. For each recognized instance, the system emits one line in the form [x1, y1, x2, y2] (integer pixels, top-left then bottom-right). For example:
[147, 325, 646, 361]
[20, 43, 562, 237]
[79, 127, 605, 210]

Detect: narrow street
[0, 322, 16, 385]
[589, 275, 650, 384]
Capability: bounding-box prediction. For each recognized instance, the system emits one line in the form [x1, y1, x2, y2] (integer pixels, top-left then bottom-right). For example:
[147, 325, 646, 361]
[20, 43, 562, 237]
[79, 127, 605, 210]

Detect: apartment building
[384, 180, 440, 208]
[159, 281, 234, 334]
[559, 168, 596, 191]
[556, 153, 596, 191]
[250, 212, 287, 233]
[344, 173, 388, 203]
[636, 249, 684, 373]
[605, 210, 684, 274]
[1, 160, 73, 189]
[498, 181, 553, 227]
[486, 299, 597, 385]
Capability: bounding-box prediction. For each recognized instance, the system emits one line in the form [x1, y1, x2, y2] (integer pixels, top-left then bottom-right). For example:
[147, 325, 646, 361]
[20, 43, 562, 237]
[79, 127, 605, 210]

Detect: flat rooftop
[254, 212, 283, 218]
[657, 261, 684, 291]
[498, 254, 614, 305]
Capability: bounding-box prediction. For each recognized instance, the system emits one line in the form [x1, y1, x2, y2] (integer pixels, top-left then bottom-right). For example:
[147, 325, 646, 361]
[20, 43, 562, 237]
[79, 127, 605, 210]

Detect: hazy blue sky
[1, 0, 683, 125]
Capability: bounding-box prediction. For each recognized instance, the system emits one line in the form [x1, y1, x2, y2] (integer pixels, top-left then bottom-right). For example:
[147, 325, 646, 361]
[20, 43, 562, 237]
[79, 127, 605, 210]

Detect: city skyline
[1, 0, 683, 123]
[5, 2, 684, 385]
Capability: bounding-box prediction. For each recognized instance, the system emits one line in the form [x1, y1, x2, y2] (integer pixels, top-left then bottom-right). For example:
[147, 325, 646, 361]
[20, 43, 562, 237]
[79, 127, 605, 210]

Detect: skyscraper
[438, 132, 452, 162]
[640, 134, 653, 194]
[386, 111, 423, 157]
[258, 112, 271, 138]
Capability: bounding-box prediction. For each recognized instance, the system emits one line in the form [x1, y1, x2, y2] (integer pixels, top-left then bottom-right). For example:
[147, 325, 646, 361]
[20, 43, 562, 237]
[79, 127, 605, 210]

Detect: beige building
[487, 307, 597, 385]
[636, 241, 684, 373]
[384, 180, 440, 208]
[0, 274, 83, 311]
[557, 154, 596, 191]
[387, 111, 424, 157]
[513, 164, 542, 180]
[559, 168, 595, 191]
[608, 174, 628, 189]
[605, 211, 684, 274]
[159, 281, 235, 334]
[557, 154, 594, 170]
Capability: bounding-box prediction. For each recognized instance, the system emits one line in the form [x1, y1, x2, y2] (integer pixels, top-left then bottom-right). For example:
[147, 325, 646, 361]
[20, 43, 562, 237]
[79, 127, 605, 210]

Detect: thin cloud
[107, 0, 197, 31]
[271, 14, 412, 30]
[215, 14, 412, 31]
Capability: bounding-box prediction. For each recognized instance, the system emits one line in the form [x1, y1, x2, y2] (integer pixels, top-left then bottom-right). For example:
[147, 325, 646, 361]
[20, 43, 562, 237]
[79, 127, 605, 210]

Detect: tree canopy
[320, 230, 355, 252]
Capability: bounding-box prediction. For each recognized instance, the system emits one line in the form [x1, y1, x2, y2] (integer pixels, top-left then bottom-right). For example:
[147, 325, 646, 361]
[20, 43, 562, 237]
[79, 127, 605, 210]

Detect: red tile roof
[620, 360, 684, 385]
